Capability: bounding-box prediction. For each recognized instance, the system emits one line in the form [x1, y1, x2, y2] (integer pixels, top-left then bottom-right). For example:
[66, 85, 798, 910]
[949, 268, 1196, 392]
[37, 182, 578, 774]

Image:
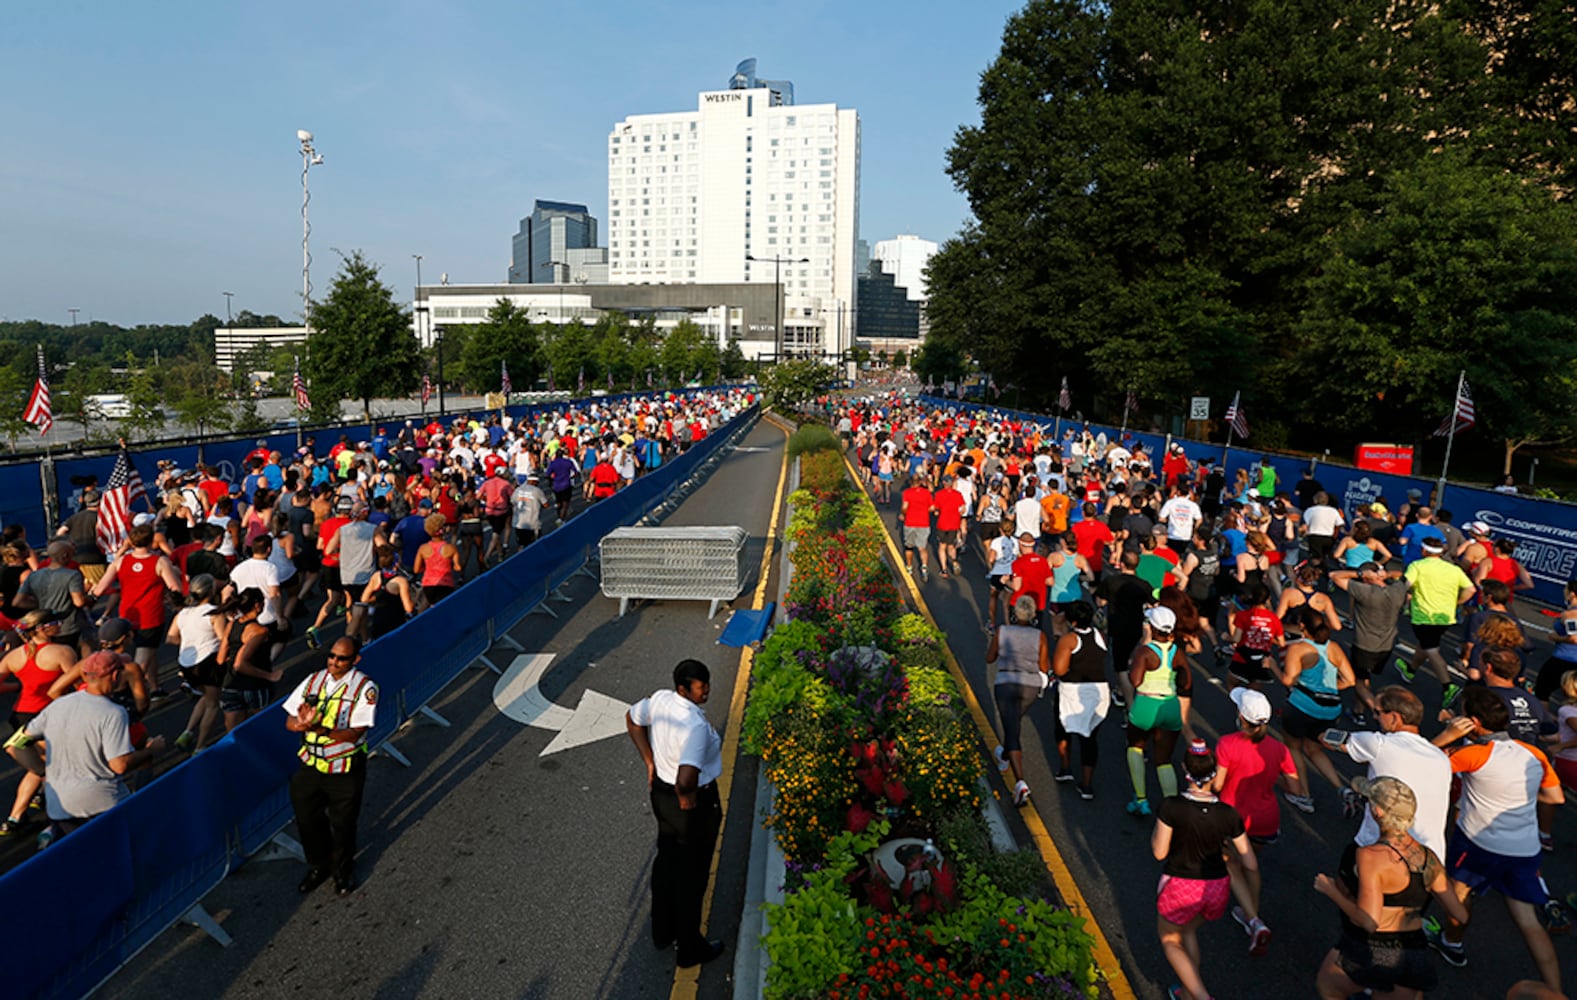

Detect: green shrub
[787, 423, 840, 458]
[929, 868, 1099, 999]
[762, 822, 887, 1000]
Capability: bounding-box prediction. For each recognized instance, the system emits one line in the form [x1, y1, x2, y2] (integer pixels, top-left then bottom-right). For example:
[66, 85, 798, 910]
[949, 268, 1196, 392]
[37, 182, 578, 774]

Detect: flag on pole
[1058, 376, 1071, 411]
[577, 365, 585, 395]
[292, 356, 311, 411]
[547, 370, 556, 393]
[96, 449, 147, 555]
[1124, 388, 1138, 413]
[23, 345, 51, 435]
[501, 361, 512, 396]
[421, 372, 432, 406]
[1432, 378, 1476, 437]
[1225, 391, 1250, 439]
[607, 369, 614, 391]
[646, 370, 653, 389]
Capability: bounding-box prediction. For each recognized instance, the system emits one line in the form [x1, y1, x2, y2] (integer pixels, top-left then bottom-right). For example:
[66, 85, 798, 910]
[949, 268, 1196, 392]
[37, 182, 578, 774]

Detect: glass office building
[509, 200, 599, 283]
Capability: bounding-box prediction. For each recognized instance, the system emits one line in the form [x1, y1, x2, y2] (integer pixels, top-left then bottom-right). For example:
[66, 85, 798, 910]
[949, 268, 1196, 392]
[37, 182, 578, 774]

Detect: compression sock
[1127, 747, 1147, 800]
[1158, 764, 1178, 799]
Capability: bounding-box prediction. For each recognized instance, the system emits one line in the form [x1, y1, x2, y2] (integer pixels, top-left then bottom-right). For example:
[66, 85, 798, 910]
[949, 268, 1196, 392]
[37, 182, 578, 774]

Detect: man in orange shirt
[1040, 484, 1072, 536]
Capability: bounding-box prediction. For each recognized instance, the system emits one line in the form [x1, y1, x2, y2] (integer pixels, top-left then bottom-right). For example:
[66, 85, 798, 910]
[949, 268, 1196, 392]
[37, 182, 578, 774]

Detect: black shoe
[1054, 769, 1076, 783]
[297, 868, 331, 894]
[334, 878, 356, 897]
[676, 938, 725, 968]
[1078, 785, 1095, 801]
[653, 935, 675, 951]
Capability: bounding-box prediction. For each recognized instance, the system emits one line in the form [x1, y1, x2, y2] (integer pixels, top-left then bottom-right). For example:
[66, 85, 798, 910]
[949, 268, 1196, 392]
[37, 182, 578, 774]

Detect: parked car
[83, 393, 132, 419]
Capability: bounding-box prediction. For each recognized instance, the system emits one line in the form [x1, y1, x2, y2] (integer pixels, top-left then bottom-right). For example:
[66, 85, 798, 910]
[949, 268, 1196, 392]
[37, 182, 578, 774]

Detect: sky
[0, 1, 1022, 327]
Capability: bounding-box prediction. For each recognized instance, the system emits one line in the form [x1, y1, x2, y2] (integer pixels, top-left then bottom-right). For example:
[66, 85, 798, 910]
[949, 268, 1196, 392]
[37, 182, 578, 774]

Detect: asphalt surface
[89, 416, 785, 1000]
[855, 473, 1577, 999]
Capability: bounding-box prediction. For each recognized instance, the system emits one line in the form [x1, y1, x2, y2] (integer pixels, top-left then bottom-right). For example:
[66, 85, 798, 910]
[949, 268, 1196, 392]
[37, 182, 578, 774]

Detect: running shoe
[1249, 918, 1272, 956]
[1545, 899, 1571, 935]
[1395, 658, 1416, 684]
[1078, 785, 1095, 801]
[35, 827, 54, 851]
[920, 565, 929, 582]
[1347, 708, 1372, 730]
[1442, 683, 1463, 709]
[0, 817, 23, 837]
[1111, 688, 1127, 709]
[305, 626, 322, 649]
[1423, 919, 1466, 967]
[1126, 798, 1152, 818]
[1341, 787, 1362, 819]
[1541, 832, 1555, 853]
[993, 745, 1010, 773]
[1231, 905, 1253, 936]
[1283, 791, 1316, 814]
[1013, 780, 1031, 806]
[174, 731, 195, 753]
[1054, 768, 1076, 783]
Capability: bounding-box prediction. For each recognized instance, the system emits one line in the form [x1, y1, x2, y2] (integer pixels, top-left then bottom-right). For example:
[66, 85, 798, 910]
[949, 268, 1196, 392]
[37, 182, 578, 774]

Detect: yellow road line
[671, 414, 791, 999]
[839, 451, 1137, 1000]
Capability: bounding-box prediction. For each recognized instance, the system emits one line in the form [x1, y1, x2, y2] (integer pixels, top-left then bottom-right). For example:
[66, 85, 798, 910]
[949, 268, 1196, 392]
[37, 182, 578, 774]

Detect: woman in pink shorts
[1151, 739, 1260, 1000]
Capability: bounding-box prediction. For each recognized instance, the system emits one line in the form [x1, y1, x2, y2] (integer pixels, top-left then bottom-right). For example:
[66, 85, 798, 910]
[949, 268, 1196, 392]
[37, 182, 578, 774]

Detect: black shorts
[1230, 652, 1273, 686]
[1335, 929, 1435, 994]
[486, 514, 508, 534]
[1349, 647, 1390, 682]
[514, 527, 539, 548]
[1412, 623, 1450, 651]
[133, 626, 163, 651]
[424, 584, 455, 604]
[179, 654, 225, 689]
[1307, 535, 1335, 564]
[554, 488, 572, 506]
[294, 549, 321, 574]
[269, 620, 294, 644]
[321, 566, 344, 595]
[978, 521, 1003, 542]
[989, 574, 1012, 593]
[1283, 702, 1339, 740]
[458, 520, 483, 538]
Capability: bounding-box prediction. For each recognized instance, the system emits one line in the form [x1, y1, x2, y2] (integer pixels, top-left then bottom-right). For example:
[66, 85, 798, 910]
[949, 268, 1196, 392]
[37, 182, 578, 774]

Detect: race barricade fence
[598, 526, 750, 618]
[915, 395, 1577, 607]
[6, 403, 759, 1000]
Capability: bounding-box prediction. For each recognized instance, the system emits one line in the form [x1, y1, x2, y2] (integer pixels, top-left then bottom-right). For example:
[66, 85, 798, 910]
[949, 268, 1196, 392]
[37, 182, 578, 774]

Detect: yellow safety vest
[298, 669, 375, 774]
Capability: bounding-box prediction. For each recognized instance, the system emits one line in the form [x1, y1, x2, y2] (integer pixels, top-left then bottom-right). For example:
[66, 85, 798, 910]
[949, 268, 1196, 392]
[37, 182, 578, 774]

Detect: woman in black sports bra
[1313, 776, 1467, 999]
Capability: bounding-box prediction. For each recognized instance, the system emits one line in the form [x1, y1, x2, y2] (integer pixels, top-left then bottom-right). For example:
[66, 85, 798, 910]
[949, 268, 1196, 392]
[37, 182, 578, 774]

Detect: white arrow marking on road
[491, 653, 631, 756]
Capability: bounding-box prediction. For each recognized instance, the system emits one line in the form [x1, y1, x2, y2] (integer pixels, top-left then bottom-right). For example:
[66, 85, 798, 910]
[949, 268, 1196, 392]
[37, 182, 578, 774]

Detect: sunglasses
[326, 653, 355, 663]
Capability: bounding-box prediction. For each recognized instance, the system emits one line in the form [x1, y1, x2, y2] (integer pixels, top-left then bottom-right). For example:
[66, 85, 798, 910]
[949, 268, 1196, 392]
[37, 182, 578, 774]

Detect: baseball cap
[133, 512, 156, 527]
[1144, 606, 1177, 632]
[1350, 775, 1417, 826]
[417, 499, 433, 510]
[98, 617, 134, 645]
[1406, 488, 1422, 502]
[79, 651, 125, 680]
[334, 495, 354, 511]
[1467, 520, 1491, 536]
[1229, 687, 1272, 725]
[350, 501, 370, 518]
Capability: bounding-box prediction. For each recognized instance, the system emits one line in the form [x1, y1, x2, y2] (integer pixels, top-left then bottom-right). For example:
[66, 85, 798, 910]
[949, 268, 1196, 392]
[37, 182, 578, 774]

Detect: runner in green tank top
[1126, 605, 1194, 817]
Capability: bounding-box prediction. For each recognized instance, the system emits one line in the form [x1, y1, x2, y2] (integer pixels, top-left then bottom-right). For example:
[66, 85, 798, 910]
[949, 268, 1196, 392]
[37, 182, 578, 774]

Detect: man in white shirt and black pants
[626, 659, 725, 968]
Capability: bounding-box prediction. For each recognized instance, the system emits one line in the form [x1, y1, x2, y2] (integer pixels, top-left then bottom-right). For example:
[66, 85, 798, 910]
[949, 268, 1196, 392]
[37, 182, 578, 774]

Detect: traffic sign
[1190, 396, 1210, 421]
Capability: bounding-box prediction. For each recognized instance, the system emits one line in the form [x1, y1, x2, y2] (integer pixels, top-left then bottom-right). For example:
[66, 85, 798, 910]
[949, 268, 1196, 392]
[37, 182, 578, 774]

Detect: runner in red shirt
[588, 459, 621, 500]
[900, 477, 935, 581]
[1071, 502, 1115, 573]
[1228, 583, 1284, 689]
[307, 497, 353, 649]
[90, 521, 182, 694]
[1009, 532, 1052, 627]
[1212, 687, 1291, 954]
[933, 475, 967, 578]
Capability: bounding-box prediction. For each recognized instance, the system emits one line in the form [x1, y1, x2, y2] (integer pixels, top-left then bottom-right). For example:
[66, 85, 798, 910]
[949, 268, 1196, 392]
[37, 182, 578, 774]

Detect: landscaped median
[744, 425, 1097, 1000]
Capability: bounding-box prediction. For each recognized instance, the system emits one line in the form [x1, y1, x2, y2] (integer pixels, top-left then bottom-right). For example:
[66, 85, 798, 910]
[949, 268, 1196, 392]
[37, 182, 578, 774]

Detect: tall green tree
[306, 251, 419, 420]
[0, 367, 33, 449]
[118, 351, 165, 440]
[165, 345, 233, 437]
[543, 320, 595, 390]
[459, 299, 542, 394]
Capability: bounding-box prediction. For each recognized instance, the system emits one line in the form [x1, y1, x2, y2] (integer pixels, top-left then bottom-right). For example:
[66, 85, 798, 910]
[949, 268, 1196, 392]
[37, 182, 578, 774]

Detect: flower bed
[745, 436, 1097, 1000]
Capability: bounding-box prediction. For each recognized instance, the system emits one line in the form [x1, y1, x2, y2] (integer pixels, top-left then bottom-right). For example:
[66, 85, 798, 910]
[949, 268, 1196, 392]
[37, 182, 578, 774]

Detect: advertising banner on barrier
[1444, 485, 1577, 607]
[1356, 443, 1415, 475]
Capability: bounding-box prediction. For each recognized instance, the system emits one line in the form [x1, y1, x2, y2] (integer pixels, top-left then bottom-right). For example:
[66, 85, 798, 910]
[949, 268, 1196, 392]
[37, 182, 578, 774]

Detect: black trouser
[649, 777, 721, 956]
[290, 753, 367, 883]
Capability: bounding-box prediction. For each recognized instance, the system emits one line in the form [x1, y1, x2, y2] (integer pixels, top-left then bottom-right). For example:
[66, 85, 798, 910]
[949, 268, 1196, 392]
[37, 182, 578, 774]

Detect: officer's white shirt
[282, 667, 378, 731]
[629, 689, 722, 786]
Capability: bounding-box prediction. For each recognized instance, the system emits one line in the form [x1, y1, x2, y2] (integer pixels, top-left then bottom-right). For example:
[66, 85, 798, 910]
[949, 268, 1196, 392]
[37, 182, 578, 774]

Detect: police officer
[283, 635, 377, 896]
[625, 658, 725, 967]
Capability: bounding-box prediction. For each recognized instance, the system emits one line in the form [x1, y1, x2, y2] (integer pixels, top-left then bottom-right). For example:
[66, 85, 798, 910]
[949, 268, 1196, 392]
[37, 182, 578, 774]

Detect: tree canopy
[928, 0, 1577, 463]
[305, 251, 420, 421]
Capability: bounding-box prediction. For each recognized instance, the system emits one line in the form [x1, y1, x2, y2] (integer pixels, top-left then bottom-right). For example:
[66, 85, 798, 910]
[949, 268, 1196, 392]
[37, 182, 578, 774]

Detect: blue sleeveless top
[1288, 640, 1341, 720]
[1048, 558, 1083, 604]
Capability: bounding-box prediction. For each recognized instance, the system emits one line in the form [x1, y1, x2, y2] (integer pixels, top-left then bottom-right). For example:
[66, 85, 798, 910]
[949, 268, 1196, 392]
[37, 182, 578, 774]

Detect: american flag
[501, 361, 512, 396]
[547, 370, 556, 392]
[577, 366, 585, 395]
[292, 356, 311, 411]
[1433, 377, 1476, 437]
[23, 345, 50, 435]
[606, 369, 613, 391]
[646, 370, 653, 389]
[1058, 376, 1071, 411]
[421, 372, 432, 406]
[96, 449, 147, 555]
[1125, 388, 1138, 413]
[1225, 390, 1250, 439]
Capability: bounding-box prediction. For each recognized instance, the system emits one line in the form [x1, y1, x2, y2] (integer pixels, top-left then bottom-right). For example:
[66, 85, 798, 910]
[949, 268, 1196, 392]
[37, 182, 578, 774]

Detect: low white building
[214, 326, 309, 373]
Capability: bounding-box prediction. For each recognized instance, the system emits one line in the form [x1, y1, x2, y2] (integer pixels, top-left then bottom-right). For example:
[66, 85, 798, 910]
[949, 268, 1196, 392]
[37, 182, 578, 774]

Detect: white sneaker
[993, 745, 1010, 773]
[1013, 780, 1031, 806]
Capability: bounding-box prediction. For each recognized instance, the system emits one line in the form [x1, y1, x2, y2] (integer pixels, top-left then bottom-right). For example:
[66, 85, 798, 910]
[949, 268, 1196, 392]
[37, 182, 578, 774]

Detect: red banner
[1355, 443, 1415, 476]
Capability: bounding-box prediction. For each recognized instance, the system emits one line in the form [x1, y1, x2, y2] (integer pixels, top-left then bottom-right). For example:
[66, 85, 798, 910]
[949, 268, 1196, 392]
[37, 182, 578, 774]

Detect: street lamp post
[434, 325, 447, 417]
[745, 253, 809, 359]
[222, 291, 234, 380]
[548, 260, 569, 324]
[297, 130, 324, 329]
[68, 308, 80, 328]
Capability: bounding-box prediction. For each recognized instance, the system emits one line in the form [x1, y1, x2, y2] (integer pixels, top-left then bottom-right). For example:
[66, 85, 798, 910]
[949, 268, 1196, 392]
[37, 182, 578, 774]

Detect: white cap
[1467, 520, 1492, 536]
[132, 512, 156, 527]
[1144, 606, 1177, 632]
[1230, 687, 1272, 725]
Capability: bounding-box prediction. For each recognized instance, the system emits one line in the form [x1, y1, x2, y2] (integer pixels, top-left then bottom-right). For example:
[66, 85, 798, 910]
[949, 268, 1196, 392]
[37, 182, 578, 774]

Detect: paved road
[857, 475, 1577, 999]
[93, 417, 786, 1000]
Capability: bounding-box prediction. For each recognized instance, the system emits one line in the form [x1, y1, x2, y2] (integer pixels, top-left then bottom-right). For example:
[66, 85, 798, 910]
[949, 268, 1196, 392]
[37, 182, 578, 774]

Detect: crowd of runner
[835, 391, 1574, 1000]
[0, 389, 749, 852]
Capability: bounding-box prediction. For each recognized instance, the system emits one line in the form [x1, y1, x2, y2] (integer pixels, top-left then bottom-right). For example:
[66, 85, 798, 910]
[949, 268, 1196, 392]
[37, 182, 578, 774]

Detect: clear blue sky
[0, 1, 1020, 326]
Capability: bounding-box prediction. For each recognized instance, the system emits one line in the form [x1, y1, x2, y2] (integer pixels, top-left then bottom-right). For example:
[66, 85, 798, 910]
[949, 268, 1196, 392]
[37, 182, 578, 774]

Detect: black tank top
[1339, 840, 1430, 934]
[223, 619, 274, 691]
[1063, 627, 1108, 684]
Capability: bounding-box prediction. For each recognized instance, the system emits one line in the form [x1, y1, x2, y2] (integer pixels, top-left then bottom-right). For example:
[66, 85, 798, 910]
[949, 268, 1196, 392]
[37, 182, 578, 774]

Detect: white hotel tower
[607, 60, 860, 361]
